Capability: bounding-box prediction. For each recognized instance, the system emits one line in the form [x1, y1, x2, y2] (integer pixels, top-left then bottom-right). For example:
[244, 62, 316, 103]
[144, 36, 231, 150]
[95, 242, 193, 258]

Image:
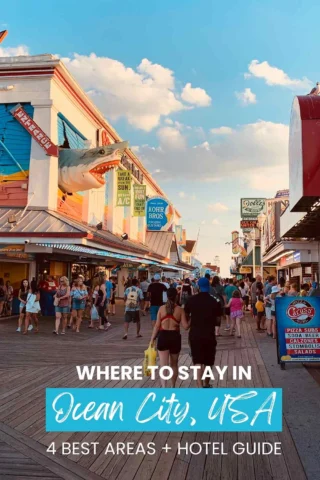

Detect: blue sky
[2, 0, 317, 274]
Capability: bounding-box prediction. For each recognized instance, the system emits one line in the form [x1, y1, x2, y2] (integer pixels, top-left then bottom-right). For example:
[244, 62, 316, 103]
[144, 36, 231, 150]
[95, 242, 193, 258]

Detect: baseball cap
[154, 273, 161, 281]
[271, 286, 280, 294]
[198, 277, 210, 292]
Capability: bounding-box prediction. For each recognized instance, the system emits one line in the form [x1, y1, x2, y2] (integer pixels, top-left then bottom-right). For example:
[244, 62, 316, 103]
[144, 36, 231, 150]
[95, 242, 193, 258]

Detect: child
[255, 289, 265, 332]
[24, 286, 40, 334]
[226, 290, 244, 338]
[265, 286, 280, 339]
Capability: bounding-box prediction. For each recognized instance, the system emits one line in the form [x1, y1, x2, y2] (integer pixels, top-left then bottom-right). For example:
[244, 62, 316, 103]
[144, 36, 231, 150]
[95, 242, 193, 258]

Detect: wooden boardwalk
[0, 305, 307, 480]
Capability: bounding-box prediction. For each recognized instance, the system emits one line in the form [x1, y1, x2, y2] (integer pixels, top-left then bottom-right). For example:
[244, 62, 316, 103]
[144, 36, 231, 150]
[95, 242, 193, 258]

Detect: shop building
[276, 95, 320, 285]
[0, 53, 190, 297]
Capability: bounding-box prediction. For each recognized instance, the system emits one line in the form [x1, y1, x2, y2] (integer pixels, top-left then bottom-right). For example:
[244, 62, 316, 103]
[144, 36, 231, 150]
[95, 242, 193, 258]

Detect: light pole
[257, 212, 267, 281]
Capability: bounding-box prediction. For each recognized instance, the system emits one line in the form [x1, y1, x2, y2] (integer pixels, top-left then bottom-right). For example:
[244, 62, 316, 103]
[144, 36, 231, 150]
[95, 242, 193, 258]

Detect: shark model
[58, 141, 128, 194]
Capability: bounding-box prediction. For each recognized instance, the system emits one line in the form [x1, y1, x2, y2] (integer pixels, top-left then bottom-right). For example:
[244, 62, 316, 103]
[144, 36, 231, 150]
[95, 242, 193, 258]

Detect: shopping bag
[143, 343, 157, 376]
[91, 305, 99, 321]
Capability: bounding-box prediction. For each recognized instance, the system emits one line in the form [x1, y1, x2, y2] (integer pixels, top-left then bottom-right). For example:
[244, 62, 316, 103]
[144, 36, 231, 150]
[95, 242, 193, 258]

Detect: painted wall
[0, 58, 177, 246]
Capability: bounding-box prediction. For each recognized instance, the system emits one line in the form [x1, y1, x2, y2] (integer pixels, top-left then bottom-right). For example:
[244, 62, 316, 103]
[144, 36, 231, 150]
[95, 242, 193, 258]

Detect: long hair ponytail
[165, 287, 178, 315]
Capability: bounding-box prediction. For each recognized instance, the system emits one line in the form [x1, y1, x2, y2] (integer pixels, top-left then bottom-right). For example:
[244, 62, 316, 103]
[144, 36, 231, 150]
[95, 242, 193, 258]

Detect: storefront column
[28, 100, 58, 210]
[29, 261, 36, 282]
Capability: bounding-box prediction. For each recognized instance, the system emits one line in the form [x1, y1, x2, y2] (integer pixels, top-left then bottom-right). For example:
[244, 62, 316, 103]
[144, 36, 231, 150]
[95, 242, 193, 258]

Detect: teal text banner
[46, 388, 282, 432]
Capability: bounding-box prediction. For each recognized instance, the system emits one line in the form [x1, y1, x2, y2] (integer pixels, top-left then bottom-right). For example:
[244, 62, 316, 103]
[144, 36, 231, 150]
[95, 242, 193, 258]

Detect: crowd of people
[9, 273, 117, 335]
[3, 271, 320, 386]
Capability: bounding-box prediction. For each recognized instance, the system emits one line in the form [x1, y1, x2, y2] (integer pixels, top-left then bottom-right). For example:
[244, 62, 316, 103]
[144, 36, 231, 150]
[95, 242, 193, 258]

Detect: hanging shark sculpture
[58, 141, 128, 194]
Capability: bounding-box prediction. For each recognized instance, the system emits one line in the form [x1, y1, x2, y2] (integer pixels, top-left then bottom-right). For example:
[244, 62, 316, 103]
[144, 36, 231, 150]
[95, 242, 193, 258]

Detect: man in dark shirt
[185, 277, 220, 388]
[147, 273, 167, 323]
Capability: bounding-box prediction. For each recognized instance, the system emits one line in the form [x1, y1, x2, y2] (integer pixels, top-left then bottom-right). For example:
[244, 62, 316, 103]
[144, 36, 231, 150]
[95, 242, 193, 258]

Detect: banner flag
[133, 184, 146, 216]
[116, 170, 131, 207]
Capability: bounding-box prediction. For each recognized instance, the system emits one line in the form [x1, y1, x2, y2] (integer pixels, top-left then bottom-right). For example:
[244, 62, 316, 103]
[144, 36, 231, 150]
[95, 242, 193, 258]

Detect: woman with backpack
[179, 278, 193, 308]
[211, 276, 226, 336]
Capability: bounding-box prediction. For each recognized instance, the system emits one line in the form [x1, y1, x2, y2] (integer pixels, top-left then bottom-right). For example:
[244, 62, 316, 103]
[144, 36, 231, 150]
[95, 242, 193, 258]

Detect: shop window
[57, 113, 87, 149]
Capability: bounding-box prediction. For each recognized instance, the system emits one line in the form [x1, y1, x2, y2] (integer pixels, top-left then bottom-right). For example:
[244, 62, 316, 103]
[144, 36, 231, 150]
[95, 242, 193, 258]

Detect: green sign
[133, 184, 146, 217]
[116, 170, 131, 206]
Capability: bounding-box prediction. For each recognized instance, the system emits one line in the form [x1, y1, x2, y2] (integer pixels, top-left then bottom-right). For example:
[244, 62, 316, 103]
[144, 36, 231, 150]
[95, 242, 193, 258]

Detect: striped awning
[36, 243, 158, 265]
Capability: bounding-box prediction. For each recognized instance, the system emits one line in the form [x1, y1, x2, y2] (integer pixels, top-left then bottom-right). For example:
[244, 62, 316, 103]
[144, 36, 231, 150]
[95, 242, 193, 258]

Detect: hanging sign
[240, 266, 252, 274]
[133, 184, 146, 216]
[232, 231, 239, 255]
[146, 196, 174, 231]
[10, 104, 59, 157]
[241, 198, 266, 218]
[116, 170, 131, 206]
[240, 219, 258, 230]
[276, 296, 320, 363]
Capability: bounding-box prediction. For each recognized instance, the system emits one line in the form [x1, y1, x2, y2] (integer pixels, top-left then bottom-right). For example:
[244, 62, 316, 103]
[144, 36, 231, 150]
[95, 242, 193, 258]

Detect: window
[57, 113, 87, 149]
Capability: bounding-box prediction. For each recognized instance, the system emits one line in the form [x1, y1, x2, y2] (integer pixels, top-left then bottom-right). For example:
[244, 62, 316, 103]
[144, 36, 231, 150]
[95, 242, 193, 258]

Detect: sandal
[136, 334, 142, 338]
[122, 335, 128, 340]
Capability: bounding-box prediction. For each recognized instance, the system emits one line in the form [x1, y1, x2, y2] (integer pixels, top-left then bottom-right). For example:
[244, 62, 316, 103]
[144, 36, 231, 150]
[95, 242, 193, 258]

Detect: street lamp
[257, 212, 267, 280]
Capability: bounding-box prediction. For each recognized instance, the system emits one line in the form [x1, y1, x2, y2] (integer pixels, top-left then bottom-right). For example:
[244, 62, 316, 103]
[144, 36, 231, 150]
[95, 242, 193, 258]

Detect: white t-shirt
[161, 282, 170, 302]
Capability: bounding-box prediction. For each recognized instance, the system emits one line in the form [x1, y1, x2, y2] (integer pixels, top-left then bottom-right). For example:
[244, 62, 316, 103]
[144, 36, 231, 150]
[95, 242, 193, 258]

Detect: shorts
[157, 330, 181, 354]
[150, 305, 160, 321]
[111, 295, 116, 305]
[252, 305, 258, 316]
[55, 306, 70, 314]
[271, 310, 276, 317]
[231, 310, 244, 319]
[72, 300, 86, 311]
[225, 307, 230, 316]
[257, 312, 264, 321]
[216, 316, 222, 327]
[265, 307, 272, 320]
[189, 334, 216, 366]
[125, 311, 140, 323]
[143, 292, 148, 301]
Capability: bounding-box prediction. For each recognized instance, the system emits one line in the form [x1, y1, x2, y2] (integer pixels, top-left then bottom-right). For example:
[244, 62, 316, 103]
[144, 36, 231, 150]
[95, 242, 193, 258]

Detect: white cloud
[157, 126, 186, 150]
[210, 126, 233, 135]
[179, 191, 186, 198]
[0, 45, 29, 57]
[212, 219, 221, 225]
[247, 164, 289, 192]
[61, 54, 211, 131]
[181, 82, 212, 107]
[208, 203, 229, 212]
[136, 120, 289, 188]
[235, 88, 257, 106]
[165, 118, 174, 125]
[131, 145, 140, 153]
[137, 58, 175, 89]
[245, 60, 312, 90]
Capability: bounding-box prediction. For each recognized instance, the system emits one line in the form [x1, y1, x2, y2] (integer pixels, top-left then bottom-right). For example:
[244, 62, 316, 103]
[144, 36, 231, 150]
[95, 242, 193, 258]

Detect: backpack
[126, 287, 139, 309]
[256, 300, 265, 313]
[181, 285, 191, 306]
[0, 286, 5, 297]
[211, 294, 223, 317]
[212, 286, 225, 307]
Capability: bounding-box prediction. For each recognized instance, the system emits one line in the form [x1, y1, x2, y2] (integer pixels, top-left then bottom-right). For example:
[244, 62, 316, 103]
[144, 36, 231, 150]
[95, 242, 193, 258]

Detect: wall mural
[0, 103, 34, 206]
